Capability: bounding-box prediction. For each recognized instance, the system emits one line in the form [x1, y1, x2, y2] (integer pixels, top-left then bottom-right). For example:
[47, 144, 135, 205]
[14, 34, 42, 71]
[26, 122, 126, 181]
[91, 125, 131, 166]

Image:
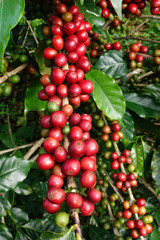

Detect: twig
[137, 70, 154, 80]
[22, 26, 29, 47]
[107, 173, 124, 202]
[25, 18, 39, 45]
[113, 36, 160, 44]
[1, 217, 5, 224]
[7, 106, 16, 148]
[23, 138, 44, 160]
[0, 142, 35, 156]
[102, 20, 111, 30]
[126, 68, 144, 79]
[29, 153, 39, 162]
[127, 19, 149, 37]
[140, 15, 160, 20]
[62, 97, 83, 240]
[138, 176, 160, 203]
[0, 63, 28, 84]
[96, 170, 120, 237]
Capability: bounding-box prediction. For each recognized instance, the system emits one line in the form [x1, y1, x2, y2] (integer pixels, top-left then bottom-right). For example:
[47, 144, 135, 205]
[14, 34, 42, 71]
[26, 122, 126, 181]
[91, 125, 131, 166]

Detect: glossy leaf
[0, 0, 25, 71]
[0, 196, 11, 217]
[149, 230, 160, 240]
[40, 226, 75, 240]
[0, 156, 32, 192]
[131, 140, 144, 176]
[11, 208, 29, 225]
[24, 78, 47, 118]
[89, 226, 115, 240]
[154, 210, 160, 226]
[22, 219, 56, 239]
[15, 230, 30, 240]
[75, 0, 105, 26]
[110, 0, 123, 19]
[151, 147, 160, 194]
[14, 182, 33, 195]
[35, 40, 51, 75]
[124, 93, 160, 118]
[95, 50, 129, 79]
[0, 223, 13, 240]
[120, 111, 134, 147]
[143, 84, 160, 101]
[85, 69, 126, 120]
[32, 182, 48, 199]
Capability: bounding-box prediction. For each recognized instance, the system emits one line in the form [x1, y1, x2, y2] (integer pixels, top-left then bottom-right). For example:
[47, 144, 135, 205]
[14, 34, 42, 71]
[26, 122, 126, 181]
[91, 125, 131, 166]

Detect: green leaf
[14, 182, 33, 195]
[110, 0, 122, 19]
[15, 230, 30, 240]
[35, 40, 51, 75]
[11, 208, 29, 225]
[0, 156, 32, 192]
[85, 69, 126, 121]
[153, 210, 160, 226]
[75, 0, 105, 27]
[151, 147, 160, 194]
[0, 0, 25, 71]
[89, 226, 115, 240]
[80, 0, 84, 5]
[95, 50, 129, 79]
[24, 78, 47, 118]
[131, 140, 144, 176]
[0, 196, 11, 217]
[22, 219, 56, 239]
[32, 181, 47, 199]
[149, 230, 160, 240]
[120, 111, 134, 147]
[143, 84, 160, 101]
[124, 93, 160, 118]
[0, 223, 13, 240]
[40, 226, 75, 240]
[142, 141, 153, 180]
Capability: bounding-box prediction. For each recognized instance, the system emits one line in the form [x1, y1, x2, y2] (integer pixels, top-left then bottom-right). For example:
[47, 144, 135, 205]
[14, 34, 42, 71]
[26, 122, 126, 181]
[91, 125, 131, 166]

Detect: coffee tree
[0, 0, 160, 239]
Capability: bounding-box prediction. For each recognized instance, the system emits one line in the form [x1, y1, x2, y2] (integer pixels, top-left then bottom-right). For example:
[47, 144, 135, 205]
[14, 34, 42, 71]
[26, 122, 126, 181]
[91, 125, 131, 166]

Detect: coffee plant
[0, 0, 160, 239]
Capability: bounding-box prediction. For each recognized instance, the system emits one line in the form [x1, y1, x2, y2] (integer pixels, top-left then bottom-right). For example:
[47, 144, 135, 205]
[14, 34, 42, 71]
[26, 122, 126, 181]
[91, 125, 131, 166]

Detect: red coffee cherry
[73, 13, 84, 22]
[62, 158, 81, 176]
[145, 224, 153, 234]
[79, 80, 94, 94]
[56, 84, 68, 98]
[136, 198, 146, 207]
[130, 229, 139, 239]
[135, 219, 144, 229]
[86, 188, 101, 203]
[139, 227, 147, 236]
[68, 140, 85, 158]
[105, 43, 112, 51]
[80, 198, 95, 216]
[78, 119, 92, 132]
[68, 113, 81, 125]
[51, 68, 65, 85]
[47, 187, 65, 204]
[102, 8, 110, 18]
[110, 152, 119, 160]
[52, 35, 64, 50]
[68, 5, 79, 15]
[63, 22, 75, 35]
[64, 39, 77, 52]
[111, 160, 120, 170]
[112, 42, 121, 50]
[69, 126, 83, 141]
[36, 153, 55, 170]
[65, 192, 83, 208]
[69, 83, 81, 97]
[128, 3, 138, 14]
[123, 209, 132, 219]
[112, 123, 121, 132]
[117, 172, 127, 182]
[43, 48, 57, 60]
[125, 220, 135, 229]
[43, 137, 60, 153]
[80, 157, 96, 172]
[49, 128, 64, 142]
[140, 46, 148, 53]
[111, 132, 120, 141]
[54, 53, 67, 67]
[84, 138, 99, 156]
[80, 170, 96, 188]
[44, 84, 56, 96]
[53, 146, 67, 163]
[130, 43, 140, 52]
[40, 115, 52, 129]
[51, 111, 67, 128]
[43, 198, 61, 214]
[61, 104, 73, 117]
[48, 175, 64, 188]
[50, 24, 63, 36]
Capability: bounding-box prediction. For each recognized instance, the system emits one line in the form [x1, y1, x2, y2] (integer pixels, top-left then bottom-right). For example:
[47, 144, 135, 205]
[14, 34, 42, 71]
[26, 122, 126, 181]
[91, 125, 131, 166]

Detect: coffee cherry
[54, 53, 67, 67]
[43, 137, 60, 153]
[84, 138, 99, 156]
[128, 52, 136, 60]
[80, 157, 96, 171]
[130, 229, 139, 239]
[86, 188, 101, 203]
[52, 35, 64, 50]
[37, 153, 55, 170]
[128, 3, 138, 14]
[43, 198, 61, 214]
[136, 198, 146, 207]
[55, 211, 69, 227]
[102, 8, 110, 18]
[145, 223, 153, 234]
[65, 192, 83, 208]
[135, 219, 144, 229]
[43, 48, 57, 60]
[51, 68, 65, 85]
[47, 187, 65, 204]
[80, 170, 96, 188]
[68, 140, 85, 158]
[130, 43, 139, 52]
[51, 111, 67, 128]
[49, 128, 64, 142]
[53, 146, 67, 163]
[52, 164, 65, 178]
[111, 160, 120, 170]
[126, 220, 135, 229]
[48, 175, 64, 188]
[112, 42, 121, 50]
[105, 43, 112, 51]
[80, 198, 95, 216]
[123, 209, 132, 219]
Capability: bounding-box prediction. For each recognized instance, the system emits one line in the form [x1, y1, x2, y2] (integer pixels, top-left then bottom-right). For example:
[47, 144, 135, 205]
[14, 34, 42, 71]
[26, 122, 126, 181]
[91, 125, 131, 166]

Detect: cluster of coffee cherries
[37, 1, 101, 216]
[150, 0, 160, 15]
[128, 41, 148, 69]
